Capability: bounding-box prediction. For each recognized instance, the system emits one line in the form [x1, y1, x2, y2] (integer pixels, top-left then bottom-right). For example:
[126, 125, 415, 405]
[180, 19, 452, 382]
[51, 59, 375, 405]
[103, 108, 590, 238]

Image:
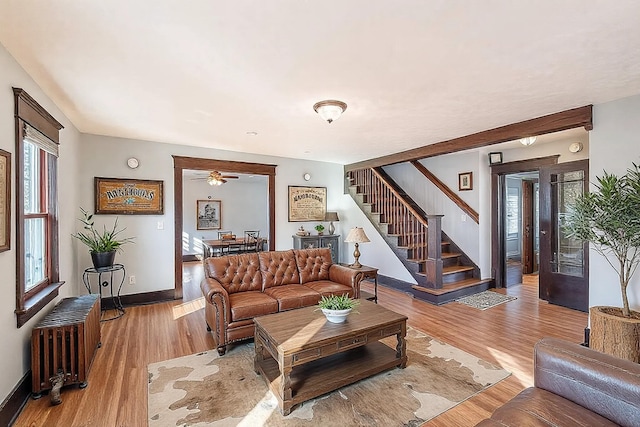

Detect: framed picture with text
[94, 177, 164, 215]
[288, 186, 327, 222]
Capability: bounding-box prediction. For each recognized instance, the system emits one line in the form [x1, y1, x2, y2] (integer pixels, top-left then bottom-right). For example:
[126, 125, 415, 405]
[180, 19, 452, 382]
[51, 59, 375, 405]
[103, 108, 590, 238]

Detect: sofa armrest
[534, 337, 640, 427]
[328, 264, 363, 298]
[200, 277, 231, 324]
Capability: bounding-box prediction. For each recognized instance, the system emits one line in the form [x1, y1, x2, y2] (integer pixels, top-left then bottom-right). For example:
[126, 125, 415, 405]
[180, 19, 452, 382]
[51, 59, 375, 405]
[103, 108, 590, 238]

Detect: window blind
[24, 123, 59, 157]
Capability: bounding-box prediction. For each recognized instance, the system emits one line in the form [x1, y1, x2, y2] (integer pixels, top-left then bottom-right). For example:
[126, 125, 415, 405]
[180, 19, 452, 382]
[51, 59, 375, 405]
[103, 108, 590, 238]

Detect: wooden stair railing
[348, 167, 444, 288]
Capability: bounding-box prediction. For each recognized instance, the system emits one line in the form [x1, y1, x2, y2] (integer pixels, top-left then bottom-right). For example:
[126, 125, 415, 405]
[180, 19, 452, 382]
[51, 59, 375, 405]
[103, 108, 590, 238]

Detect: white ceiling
[1, 1, 639, 165]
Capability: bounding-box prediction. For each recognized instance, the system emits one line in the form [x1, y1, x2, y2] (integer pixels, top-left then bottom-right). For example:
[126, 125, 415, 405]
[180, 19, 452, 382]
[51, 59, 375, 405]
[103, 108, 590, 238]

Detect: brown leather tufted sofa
[201, 248, 363, 355]
[476, 337, 640, 427]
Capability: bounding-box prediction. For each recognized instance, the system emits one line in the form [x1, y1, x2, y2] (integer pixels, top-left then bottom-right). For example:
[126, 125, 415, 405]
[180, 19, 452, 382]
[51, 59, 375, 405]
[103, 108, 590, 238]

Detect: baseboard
[376, 275, 418, 297]
[101, 289, 176, 309]
[0, 371, 30, 427]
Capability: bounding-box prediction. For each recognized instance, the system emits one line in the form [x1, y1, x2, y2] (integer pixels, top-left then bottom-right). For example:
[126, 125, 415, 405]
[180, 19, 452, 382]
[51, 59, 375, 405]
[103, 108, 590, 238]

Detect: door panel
[522, 180, 534, 274]
[539, 160, 589, 312]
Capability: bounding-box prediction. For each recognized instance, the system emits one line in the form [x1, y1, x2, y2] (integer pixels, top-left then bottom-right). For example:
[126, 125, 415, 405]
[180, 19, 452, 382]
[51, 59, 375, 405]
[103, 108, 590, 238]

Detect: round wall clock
[127, 157, 139, 169]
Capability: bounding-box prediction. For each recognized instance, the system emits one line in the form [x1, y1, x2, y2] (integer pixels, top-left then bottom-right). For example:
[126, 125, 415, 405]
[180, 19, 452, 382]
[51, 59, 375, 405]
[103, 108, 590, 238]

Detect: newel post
[425, 215, 444, 289]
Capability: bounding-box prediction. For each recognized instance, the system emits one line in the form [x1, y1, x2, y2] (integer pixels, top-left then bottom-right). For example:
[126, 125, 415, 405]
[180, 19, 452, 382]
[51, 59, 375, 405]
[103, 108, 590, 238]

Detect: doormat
[148, 328, 510, 426]
[456, 290, 517, 310]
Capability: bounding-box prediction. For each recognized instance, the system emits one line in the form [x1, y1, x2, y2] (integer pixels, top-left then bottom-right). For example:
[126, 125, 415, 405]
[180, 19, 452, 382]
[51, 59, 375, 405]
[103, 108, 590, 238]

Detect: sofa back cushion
[259, 250, 300, 290]
[204, 253, 262, 294]
[295, 248, 332, 284]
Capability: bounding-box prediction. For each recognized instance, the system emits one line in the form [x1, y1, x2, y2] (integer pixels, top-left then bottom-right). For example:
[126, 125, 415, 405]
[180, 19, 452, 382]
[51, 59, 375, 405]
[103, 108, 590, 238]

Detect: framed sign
[288, 186, 327, 222]
[196, 199, 221, 230]
[0, 149, 10, 252]
[95, 177, 164, 215]
[458, 172, 473, 191]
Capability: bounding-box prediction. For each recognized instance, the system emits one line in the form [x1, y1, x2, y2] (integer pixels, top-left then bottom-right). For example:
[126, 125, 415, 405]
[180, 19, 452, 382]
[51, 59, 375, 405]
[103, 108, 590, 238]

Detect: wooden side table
[339, 263, 378, 303]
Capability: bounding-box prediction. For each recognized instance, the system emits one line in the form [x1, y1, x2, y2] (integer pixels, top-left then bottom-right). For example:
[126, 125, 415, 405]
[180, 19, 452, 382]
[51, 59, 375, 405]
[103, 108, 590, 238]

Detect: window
[13, 88, 64, 327]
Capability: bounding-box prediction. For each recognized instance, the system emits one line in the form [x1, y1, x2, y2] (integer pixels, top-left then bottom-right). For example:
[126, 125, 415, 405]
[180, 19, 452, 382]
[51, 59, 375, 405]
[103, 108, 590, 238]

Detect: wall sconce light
[520, 136, 537, 146]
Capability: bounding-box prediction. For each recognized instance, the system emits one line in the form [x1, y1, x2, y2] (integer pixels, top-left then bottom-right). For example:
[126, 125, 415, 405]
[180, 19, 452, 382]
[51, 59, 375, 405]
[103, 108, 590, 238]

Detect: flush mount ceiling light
[313, 100, 347, 123]
[520, 136, 537, 146]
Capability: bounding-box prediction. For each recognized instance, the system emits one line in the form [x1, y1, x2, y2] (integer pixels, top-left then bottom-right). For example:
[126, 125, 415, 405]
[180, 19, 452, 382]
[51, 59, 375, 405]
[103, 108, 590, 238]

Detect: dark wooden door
[521, 180, 535, 274]
[539, 160, 589, 312]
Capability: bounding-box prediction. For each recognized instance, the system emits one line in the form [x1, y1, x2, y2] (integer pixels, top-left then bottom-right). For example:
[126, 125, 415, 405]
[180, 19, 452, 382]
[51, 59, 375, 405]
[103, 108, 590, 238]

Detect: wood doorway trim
[173, 156, 277, 299]
[491, 155, 559, 289]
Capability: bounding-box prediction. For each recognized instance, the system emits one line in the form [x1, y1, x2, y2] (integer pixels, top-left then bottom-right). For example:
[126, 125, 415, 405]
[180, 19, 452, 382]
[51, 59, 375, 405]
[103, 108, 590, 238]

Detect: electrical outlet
[157, 221, 164, 230]
[461, 214, 467, 222]
[129, 275, 136, 285]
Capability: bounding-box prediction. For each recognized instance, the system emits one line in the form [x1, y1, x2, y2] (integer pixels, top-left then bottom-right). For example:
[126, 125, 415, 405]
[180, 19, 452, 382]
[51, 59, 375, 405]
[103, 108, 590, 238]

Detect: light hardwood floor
[14, 265, 587, 426]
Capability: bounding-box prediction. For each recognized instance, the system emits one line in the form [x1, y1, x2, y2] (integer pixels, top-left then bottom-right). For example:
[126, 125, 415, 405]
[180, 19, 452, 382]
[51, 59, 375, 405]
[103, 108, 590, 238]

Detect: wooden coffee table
[253, 300, 407, 415]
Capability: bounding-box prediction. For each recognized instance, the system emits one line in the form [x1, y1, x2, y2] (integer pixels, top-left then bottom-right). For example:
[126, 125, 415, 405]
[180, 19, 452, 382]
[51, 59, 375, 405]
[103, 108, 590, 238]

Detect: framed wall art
[196, 199, 221, 230]
[0, 149, 10, 252]
[488, 152, 503, 165]
[458, 172, 473, 191]
[94, 177, 164, 215]
[288, 186, 327, 222]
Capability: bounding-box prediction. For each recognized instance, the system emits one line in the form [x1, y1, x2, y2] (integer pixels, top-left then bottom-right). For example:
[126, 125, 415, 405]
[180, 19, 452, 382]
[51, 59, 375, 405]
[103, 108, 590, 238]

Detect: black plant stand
[82, 263, 126, 321]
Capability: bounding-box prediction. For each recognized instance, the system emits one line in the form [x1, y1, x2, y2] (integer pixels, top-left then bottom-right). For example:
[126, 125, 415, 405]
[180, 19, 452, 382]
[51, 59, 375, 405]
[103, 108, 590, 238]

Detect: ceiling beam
[344, 105, 592, 172]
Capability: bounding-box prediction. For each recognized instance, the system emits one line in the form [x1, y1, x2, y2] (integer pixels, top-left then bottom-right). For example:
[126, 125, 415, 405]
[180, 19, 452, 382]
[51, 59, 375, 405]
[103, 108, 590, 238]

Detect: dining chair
[218, 231, 233, 239]
[243, 230, 260, 252]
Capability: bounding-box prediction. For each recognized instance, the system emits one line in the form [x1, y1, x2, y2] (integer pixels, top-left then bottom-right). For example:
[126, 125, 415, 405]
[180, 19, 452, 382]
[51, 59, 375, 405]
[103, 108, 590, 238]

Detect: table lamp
[345, 227, 370, 268]
[325, 211, 339, 235]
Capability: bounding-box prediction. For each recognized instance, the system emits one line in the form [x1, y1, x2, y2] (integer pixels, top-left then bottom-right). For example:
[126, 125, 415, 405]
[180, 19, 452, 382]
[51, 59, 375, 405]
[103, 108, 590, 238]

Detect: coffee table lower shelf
[255, 341, 403, 414]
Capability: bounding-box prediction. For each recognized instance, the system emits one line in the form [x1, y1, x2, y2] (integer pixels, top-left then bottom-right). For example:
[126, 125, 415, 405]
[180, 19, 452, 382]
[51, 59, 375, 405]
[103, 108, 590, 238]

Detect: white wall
[183, 176, 268, 254]
[0, 43, 81, 404]
[77, 134, 412, 295]
[590, 94, 640, 312]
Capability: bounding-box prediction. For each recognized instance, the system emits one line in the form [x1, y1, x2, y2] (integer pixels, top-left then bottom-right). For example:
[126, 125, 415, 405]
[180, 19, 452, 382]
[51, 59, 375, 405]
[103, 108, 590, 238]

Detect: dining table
[202, 237, 265, 258]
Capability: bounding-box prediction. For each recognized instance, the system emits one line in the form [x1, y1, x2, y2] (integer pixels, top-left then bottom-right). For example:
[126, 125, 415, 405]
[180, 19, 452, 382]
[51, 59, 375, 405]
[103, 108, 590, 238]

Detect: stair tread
[406, 253, 461, 264]
[415, 265, 474, 277]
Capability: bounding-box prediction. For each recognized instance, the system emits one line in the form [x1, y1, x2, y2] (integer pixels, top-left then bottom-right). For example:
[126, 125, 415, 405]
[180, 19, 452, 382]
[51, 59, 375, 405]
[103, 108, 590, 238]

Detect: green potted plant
[314, 224, 325, 235]
[564, 163, 640, 362]
[317, 294, 359, 323]
[73, 208, 135, 270]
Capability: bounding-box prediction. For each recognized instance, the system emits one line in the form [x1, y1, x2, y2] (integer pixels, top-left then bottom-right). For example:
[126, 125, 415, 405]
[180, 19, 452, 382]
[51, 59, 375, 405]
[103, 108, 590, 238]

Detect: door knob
[541, 230, 547, 235]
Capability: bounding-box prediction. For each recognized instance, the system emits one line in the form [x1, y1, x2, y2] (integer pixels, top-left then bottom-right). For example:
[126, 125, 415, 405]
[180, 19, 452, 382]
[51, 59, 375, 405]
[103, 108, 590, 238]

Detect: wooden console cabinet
[292, 234, 340, 263]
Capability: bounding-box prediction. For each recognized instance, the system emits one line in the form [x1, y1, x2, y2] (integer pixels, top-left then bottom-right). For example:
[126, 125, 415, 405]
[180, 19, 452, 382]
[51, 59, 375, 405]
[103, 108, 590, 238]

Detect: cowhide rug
[148, 328, 509, 426]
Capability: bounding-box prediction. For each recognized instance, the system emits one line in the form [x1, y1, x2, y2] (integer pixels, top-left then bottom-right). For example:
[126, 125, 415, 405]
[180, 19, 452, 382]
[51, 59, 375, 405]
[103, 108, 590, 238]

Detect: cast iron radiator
[31, 294, 101, 402]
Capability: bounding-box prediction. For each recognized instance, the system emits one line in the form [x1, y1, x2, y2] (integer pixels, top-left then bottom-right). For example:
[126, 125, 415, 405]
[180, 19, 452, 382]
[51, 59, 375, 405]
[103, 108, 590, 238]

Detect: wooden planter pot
[590, 306, 640, 363]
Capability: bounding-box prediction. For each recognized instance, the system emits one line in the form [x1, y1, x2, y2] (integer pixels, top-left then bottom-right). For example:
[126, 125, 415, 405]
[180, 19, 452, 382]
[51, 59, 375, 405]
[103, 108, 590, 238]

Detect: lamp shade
[345, 227, 370, 243]
[324, 212, 339, 222]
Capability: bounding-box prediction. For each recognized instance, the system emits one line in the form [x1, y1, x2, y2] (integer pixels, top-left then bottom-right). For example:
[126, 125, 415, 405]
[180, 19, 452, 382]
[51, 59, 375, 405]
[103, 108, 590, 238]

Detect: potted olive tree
[564, 163, 640, 362]
[73, 208, 134, 269]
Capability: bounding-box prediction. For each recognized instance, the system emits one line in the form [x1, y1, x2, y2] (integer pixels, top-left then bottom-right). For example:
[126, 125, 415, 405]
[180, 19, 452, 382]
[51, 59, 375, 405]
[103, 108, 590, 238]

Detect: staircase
[347, 167, 491, 304]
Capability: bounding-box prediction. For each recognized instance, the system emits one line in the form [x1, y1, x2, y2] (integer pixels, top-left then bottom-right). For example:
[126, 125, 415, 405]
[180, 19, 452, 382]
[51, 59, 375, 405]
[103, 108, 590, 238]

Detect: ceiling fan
[191, 171, 239, 186]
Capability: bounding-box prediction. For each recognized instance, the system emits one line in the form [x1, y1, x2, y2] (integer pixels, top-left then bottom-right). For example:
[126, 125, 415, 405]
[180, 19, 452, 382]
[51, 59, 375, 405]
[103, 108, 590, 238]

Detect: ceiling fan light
[520, 136, 537, 146]
[313, 100, 347, 123]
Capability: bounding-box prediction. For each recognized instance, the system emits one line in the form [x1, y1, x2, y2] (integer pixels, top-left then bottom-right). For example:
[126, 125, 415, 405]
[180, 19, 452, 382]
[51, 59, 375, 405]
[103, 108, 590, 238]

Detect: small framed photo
[488, 152, 503, 165]
[197, 200, 221, 230]
[458, 172, 473, 191]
